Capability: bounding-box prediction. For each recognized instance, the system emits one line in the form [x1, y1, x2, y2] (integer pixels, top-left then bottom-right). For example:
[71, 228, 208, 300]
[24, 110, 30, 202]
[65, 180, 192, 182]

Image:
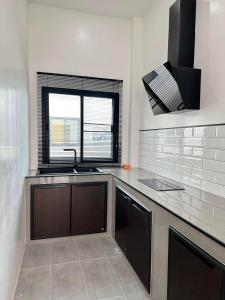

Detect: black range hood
[143, 0, 201, 115]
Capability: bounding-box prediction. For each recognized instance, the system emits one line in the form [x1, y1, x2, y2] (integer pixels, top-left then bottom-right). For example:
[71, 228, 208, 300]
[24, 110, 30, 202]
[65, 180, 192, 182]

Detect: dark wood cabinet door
[168, 228, 225, 300]
[71, 182, 107, 235]
[31, 185, 71, 240]
[115, 188, 129, 256]
[127, 200, 152, 292]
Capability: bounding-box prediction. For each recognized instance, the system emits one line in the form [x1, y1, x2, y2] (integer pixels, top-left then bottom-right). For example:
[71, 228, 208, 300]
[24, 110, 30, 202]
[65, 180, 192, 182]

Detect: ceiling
[28, 0, 152, 18]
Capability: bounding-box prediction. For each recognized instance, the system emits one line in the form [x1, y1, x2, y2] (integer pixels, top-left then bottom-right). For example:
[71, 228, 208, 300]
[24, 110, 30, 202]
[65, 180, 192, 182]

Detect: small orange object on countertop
[122, 164, 131, 170]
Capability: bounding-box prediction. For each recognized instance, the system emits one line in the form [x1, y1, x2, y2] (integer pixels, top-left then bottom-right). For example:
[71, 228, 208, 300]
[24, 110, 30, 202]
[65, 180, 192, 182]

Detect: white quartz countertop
[105, 168, 225, 247]
[26, 167, 225, 246]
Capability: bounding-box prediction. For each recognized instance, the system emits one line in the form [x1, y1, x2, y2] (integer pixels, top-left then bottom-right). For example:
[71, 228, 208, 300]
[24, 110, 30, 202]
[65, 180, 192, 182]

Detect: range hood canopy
[143, 0, 201, 115]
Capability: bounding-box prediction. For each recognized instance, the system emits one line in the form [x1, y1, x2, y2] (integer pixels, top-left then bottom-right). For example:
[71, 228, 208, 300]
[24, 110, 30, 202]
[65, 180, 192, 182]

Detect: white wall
[28, 4, 132, 168]
[0, 0, 29, 299]
[129, 17, 144, 167]
[141, 0, 225, 130]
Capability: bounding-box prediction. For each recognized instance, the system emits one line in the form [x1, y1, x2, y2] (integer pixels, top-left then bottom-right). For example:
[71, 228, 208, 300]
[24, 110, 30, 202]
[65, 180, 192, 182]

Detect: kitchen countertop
[26, 167, 225, 246]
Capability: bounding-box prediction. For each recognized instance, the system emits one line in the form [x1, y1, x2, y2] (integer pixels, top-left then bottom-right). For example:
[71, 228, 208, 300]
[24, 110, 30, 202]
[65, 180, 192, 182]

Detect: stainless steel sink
[37, 167, 103, 175]
[38, 167, 75, 175]
[74, 167, 103, 174]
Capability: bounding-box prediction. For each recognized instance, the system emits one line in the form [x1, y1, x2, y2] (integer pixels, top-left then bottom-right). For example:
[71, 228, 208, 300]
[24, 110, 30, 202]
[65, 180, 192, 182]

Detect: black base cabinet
[31, 185, 71, 239]
[168, 228, 225, 300]
[115, 187, 152, 292]
[115, 188, 129, 256]
[31, 182, 107, 240]
[71, 182, 107, 235]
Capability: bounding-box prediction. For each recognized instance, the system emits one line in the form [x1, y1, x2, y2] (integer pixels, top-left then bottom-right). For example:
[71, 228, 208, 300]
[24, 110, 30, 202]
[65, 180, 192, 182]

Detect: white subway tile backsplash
[214, 173, 225, 186]
[215, 149, 225, 161]
[139, 125, 225, 197]
[192, 148, 215, 159]
[183, 157, 202, 168]
[216, 125, 225, 137]
[183, 138, 202, 147]
[176, 147, 192, 156]
[150, 145, 163, 152]
[175, 128, 185, 137]
[163, 145, 176, 154]
[175, 165, 192, 176]
[176, 128, 193, 137]
[163, 128, 176, 136]
[194, 126, 216, 137]
[203, 159, 225, 173]
[213, 206, 225, 221]
[192, 168, 214, 182]
[203, 138, 225, 149]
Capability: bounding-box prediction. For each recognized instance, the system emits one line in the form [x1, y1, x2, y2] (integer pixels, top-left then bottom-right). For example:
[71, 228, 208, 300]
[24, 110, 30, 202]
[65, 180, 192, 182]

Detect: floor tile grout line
[21, 237, 145, 300]
[21, 264, 51, 270]
[77, 239, 90, 300]
[99, 238, 126, 299]
[50, 244, 52, 300]
[79, 260, 91, 300]
[102, 238, 151, 299]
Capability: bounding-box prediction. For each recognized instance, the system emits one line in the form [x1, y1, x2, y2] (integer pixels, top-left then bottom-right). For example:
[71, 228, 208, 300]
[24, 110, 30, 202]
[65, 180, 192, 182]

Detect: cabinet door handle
[130, 202, 145, 214]
[34, 185, 69, 189]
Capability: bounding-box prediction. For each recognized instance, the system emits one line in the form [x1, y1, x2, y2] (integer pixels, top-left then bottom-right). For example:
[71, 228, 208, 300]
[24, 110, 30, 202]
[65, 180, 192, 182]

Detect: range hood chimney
[142, 0, 201, 115]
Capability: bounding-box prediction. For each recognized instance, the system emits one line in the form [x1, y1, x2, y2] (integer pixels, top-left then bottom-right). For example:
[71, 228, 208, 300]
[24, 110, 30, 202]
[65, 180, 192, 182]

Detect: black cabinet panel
[115, 188, 129, 256]
[71, 182, 107, 235]
[31, 182, 107, 240]
[115, 187, 152, 292]
[127, 201, 152, 292]
[31, 185, 71, 240]
[168, 228, 225, 300]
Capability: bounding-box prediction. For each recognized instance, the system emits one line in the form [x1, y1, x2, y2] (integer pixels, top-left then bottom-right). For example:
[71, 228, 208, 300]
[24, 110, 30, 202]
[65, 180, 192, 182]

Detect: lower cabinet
[115, 188, 129, 255]
[31, 185, 71, 239]
[168, 228, 225, 300]
[71, 182, 107, 235]
[31, 182, 107, 240]
[115, 187, 152, 292]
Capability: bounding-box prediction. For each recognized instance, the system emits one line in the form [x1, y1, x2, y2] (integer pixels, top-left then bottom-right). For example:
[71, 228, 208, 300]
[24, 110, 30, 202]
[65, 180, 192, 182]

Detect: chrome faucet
[63, 148, 78, 169]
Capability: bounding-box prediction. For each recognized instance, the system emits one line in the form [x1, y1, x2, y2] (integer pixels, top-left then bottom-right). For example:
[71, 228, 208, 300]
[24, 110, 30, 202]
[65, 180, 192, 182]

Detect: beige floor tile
[125, 291, 151, 300]
[109, 255, 144, 296]
[14, 266, 50, 300]
[51, 262, 88, 300]
[100, 237, 121, 257]
[15, 237, 150, 300]
[78, 238, 106, 260]
[102, 298, 125, 300]
[22, 243, 50, 268]
[82, 257, 123, 299]
[51, 240, 79, 264]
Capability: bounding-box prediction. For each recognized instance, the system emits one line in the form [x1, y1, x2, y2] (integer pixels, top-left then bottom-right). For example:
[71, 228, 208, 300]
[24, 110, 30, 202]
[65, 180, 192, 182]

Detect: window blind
[37, 72, 123, 167]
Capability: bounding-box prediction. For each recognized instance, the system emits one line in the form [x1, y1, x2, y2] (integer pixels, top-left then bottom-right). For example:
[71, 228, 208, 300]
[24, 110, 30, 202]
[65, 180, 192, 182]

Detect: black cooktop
[138, 178, 185, 191]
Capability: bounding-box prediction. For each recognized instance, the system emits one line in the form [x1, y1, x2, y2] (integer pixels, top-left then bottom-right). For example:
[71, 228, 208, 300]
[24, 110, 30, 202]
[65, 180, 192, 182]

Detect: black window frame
[42, 86, 119, 165]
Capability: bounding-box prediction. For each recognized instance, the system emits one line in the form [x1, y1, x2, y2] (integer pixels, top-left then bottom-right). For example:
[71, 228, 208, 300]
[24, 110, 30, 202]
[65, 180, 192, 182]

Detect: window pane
[84, 97, 113, 125]
[83, 96, 113, 160]
[83, 132, 113, 159]
[49, 93, 81, 160]
[84, 124, 111, 132]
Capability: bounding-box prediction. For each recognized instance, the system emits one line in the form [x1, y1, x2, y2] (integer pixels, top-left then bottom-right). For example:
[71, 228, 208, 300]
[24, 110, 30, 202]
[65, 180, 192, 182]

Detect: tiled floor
[14, 236, 151, 300]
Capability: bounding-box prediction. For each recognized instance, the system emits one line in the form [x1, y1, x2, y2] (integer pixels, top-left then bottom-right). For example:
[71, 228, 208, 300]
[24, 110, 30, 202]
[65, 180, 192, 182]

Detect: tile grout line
[98, 238, 126, 300]
[50, 244, 52, 300]
[101, 238, 151, 299]
[77, 240, 91, 300]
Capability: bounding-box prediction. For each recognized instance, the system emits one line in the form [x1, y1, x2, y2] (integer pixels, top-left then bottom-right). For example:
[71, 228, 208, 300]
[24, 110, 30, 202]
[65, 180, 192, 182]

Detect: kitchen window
[42, 87, 119, 164]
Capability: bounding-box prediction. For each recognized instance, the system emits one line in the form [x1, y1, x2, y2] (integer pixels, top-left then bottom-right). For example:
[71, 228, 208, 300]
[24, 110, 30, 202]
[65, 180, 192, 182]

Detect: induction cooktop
[138, 178, 185, 191]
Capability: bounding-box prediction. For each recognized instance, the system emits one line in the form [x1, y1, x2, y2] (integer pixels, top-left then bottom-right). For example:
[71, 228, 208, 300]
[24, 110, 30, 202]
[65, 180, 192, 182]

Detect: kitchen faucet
[63, 148, 78, 169]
